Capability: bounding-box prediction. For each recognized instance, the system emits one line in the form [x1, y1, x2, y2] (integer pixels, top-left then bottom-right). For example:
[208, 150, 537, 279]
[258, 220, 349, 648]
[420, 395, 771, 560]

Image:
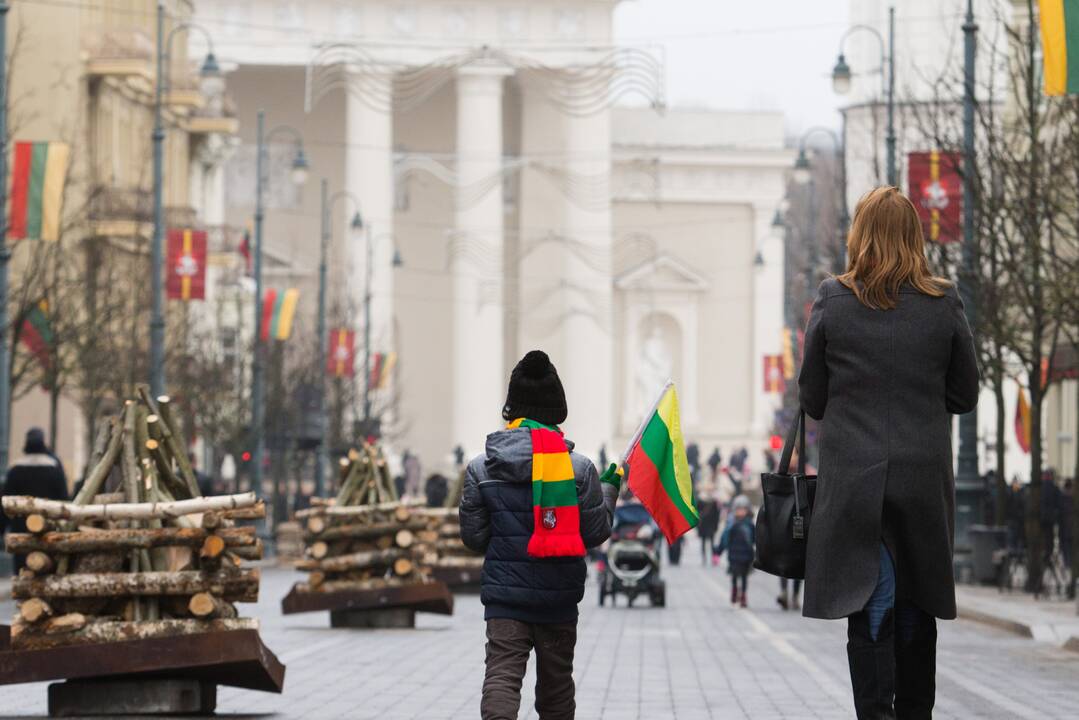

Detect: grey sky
[613, 0, 851, 137]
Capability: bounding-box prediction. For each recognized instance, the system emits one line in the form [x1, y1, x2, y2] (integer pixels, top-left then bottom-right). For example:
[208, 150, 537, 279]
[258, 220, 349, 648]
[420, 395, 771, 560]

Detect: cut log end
[393, 506, 412, 523]
[199, 534, 226, 560]
[25, 551, 54, 574]
[19, 598, 53, 624]
[306, 516, 327, 535]
[25, 515, 48, 534]
[395, 529, 414, 549]
[392, 557, 414, 576]
[309, 541, 329, 560]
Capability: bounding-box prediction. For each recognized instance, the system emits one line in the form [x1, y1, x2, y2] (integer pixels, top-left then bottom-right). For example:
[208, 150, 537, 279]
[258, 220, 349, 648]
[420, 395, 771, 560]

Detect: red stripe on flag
[260, 289, 277, 342]
[627, 442, 693, 544]
[9, 142, 33, 239]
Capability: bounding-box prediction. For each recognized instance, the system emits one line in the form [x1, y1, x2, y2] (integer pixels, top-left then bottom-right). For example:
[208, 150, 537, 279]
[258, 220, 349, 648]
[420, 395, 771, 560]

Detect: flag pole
[620, 379, 673, 467]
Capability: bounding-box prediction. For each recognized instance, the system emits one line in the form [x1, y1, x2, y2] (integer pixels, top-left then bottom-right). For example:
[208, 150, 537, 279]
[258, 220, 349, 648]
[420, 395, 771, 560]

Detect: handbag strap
[777, 410, 807, 476]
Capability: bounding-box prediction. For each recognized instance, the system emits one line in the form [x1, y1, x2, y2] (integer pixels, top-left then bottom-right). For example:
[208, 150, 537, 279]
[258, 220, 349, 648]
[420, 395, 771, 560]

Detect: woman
[798, 187, 978, 719]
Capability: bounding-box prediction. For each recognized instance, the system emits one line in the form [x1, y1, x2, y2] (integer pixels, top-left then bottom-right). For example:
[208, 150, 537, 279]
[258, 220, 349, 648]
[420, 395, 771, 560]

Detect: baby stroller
[597, 502, 666, 607]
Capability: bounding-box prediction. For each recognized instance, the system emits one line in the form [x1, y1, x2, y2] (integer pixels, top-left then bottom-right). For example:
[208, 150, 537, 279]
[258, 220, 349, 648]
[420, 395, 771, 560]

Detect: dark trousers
[847, 544, 937, 720]
[730, 563, 749, 596]
[482, 618, 577, 720]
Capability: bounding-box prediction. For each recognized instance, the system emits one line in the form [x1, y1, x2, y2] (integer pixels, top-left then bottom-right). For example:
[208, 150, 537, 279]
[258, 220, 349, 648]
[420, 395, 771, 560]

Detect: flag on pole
[908, 151, 962, 243]
[238, 222, 253, 275]
[261, 288, 300, 341]
[19, 299, 52, 369]
[369, 352, 384, 389]
[763, 355, 785, 393]
[328, 329, 356, 377]
[1015, 383, 1032, 454]
[378, 351, 398, 388]
[166, 229, 207, 300]
[780, 328, 795, 380]
[1039, 0, 1079, 95]
[622, 381, 698, 544]
[9, 141, 69, 241]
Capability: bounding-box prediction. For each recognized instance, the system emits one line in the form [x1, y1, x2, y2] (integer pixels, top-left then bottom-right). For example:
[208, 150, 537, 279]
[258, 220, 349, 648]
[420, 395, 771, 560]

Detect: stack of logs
[416, 507, 483, 581]
[2, 390, 265, 651]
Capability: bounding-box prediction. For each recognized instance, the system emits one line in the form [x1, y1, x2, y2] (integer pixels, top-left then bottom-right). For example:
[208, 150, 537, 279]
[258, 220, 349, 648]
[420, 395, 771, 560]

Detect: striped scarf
[508, 418, 585, 558]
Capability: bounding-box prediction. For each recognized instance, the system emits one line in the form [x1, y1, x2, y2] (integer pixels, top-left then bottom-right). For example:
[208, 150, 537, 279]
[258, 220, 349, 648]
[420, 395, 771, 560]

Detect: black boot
[894, 604, 936, 720]
[847, 610, 896, 720]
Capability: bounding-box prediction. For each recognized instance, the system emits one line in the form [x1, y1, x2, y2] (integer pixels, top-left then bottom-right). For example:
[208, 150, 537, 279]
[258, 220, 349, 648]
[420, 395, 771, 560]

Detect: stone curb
[957, 598, 1079, 653]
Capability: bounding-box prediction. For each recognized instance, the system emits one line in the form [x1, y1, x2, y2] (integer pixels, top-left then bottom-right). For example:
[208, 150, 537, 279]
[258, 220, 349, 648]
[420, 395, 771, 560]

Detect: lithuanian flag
[623, 382, 698, 544]
[10, 142, 69, 241]
[1015, 383, 1032, 454]
[260, 288, 300, 341]
[1040, 0, 1079, 95]
[20, 299, 52, 369]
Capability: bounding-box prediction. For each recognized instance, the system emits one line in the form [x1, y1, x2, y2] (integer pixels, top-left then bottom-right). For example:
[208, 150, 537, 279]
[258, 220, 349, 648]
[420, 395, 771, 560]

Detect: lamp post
[151, 1, 223, 397]
[0, 2, 10, 476]
[832, 5, 897, 187]
[791, 127, 848, 293]
[316, 182, 363, 498]
[251, 111, 309, 501]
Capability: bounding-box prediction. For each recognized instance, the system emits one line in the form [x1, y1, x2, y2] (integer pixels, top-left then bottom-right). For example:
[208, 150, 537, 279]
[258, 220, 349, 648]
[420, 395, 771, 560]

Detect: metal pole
[0, 1, 11, 476]
[806, 175, 818, 302]
[956, 0, 981, 550]
[838, 110, 850, 272]
[150, 1, 166, 396]
[251, 110, 266, 500]
[363, 222, 372, 424]
[885, 6, 897, 187]
[315, 179, 329, 497]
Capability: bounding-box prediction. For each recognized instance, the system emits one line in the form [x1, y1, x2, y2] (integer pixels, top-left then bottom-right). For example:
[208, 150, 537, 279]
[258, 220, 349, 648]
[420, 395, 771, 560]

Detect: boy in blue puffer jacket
[715, 494, 755, 608]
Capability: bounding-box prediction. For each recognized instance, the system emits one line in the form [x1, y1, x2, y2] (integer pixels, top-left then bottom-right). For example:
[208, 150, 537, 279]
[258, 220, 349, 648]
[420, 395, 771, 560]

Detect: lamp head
[290, 148, 310, 186]
[771, 210, 784, 228]
[832, 53, 852, 95]
[392, 248, 404, 268]
[350, 211, 364, 231]
[793, 149, 812, 185]
[198, 52, 226, 100]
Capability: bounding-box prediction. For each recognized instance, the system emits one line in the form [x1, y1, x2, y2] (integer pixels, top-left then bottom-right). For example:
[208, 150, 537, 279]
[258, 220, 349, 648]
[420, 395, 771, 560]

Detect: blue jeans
[865, 544, 895, 640]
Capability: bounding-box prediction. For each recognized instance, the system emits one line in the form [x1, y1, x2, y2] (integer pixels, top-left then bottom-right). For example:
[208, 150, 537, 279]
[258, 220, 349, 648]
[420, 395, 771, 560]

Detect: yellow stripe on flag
[181, 229, 193, 300]
[274, 288, 300, 340]
[1041, 0, 1069, 95]
[531, 452, 575, 482]
[40, 143, 69, 241]
[335, 329, 347, 376]
[929, 151, 940, 241]
[655, 385, 696, 517]
[379, 351, 397, 388]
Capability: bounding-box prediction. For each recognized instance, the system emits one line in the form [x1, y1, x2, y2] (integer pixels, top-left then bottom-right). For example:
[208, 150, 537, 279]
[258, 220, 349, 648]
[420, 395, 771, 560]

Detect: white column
[560, 101, 613, 460]
[751, 202, 785, 439]
[453, 63, 509, 455]
[346, 72, 395, 369]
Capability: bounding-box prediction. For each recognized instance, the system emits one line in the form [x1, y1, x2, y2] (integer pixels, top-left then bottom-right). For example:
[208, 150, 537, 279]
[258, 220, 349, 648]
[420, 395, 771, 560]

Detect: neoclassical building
[201, 1, 791, 469]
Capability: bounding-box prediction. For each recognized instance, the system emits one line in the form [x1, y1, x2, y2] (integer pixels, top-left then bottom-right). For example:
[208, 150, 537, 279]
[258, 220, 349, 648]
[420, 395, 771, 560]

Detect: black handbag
[753, 410, 817, 579]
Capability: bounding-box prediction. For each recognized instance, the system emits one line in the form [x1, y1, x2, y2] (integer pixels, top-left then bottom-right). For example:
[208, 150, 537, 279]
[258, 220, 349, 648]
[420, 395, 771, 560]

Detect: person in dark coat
[459, 350, 616, 720]
[696, 490, 720, 565]
[1, 428, 69, 573]
[424, 473, 449, 508]
[798, 187, 979, 719]
[1007, 478, 1026, 550]
[1061, 479, 1074, 571]
[715, 494, 755, 607]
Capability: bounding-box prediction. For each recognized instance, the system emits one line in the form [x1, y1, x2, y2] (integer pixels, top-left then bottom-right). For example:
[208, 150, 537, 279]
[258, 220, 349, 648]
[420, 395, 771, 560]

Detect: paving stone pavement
[0, 556, 1078, 719]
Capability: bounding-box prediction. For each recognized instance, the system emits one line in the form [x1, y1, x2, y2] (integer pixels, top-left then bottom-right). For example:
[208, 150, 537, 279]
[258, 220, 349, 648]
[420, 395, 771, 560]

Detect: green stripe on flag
[27, 305, 52, 344]
[532, 478, 577, 507]
[1066, 0, 1079, 93]
[269, 293, 284, 339]
[639, 413, 698, 526]
[26, 143, 48, 239]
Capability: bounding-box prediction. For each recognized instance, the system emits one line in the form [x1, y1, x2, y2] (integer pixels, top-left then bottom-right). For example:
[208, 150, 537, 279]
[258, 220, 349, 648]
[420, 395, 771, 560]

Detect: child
[459, 350, 619, 719]
[715, 494, 755, 607]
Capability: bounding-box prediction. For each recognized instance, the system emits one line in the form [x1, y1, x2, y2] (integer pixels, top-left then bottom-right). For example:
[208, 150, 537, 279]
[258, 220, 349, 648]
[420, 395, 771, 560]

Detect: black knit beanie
[502, 350, 568, 426]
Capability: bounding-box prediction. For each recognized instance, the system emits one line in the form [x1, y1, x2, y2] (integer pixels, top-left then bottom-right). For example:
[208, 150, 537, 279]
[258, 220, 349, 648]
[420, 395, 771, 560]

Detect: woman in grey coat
[798, 187, 979, 719]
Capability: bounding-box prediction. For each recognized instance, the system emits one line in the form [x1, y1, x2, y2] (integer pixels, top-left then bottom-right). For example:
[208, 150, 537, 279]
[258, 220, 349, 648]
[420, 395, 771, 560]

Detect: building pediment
[615, 255, 709, 293]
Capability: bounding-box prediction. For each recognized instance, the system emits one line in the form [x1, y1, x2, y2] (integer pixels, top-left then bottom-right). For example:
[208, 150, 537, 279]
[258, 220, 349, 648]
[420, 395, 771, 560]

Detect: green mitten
[599, 463, 622, 489]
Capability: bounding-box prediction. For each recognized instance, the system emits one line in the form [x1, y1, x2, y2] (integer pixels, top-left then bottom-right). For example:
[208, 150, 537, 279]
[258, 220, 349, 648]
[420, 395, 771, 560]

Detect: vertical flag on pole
[327, 329, 356, 377]
[763, 355, 785, 393]
[166, 229, 208, 300]
[261, 289, 300, 341]
[9, 141, 70, 241]
[1015, 383, 1032, 454]
[19, 300, 52, 369]
[1040, 0, 1079, 95]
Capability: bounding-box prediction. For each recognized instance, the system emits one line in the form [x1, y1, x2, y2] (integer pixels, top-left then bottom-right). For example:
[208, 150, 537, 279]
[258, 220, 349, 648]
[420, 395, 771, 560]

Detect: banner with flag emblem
[328, 329, 356, 377]
[622, 381, 698, 544]
[908, 151, 962, 243]
[260, 288, 300, 341]
[763, 355, 785, 394]
[20, 299, 52, 369]
[780, 328, 796, 380]
[166, 229, 208, 300]
[10, 141, 69, 241]
[1040, 0, 1079, 95]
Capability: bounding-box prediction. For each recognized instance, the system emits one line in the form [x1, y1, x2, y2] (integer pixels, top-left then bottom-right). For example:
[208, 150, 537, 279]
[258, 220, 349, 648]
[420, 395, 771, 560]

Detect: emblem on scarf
[542, 508, 557, 530]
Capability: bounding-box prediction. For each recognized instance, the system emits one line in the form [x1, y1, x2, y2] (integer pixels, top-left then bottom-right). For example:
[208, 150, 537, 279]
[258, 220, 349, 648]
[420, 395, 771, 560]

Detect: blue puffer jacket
[459, 427, 612, 624]
[716, 516, 756, 568]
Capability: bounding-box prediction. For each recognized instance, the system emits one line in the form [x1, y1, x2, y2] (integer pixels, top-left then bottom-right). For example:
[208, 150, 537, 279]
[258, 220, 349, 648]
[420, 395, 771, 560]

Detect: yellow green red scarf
[508, 418, 585, 558]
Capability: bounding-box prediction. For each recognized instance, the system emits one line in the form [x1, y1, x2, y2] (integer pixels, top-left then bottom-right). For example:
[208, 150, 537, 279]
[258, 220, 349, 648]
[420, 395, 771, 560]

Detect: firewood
[72, 416, 124, 506]
[25, 551, 54, 574]
[218, 502, 266, 520]
[303, 518, 427, 543]
[227, 542, 263, 561]
[156, 396, 200, 498]
[13, 569, 261, 603]
[199, 535, 226, 560]
[392, 557, 414, 576]
[395, 529, 414, 549]
[187, 592, 237, 619]
[295, 548, 404, 574]
[434, 556, 485, 569]
[91, 493, 125, 505]
[11, 618, 258, 651]
[2, 492, 258, 521]
[306, 516, 327, 535]
[416, 507, 460, 520]
[294, 577, 418, 594]
[6, 527, 255, 554]
[294, 499, 424, 519]
[416, 530, 439, 544]
[25, 514, 48, 534]
[375, 535, 394, 550]
[309, 541, 329, 560]
[18, 598, 53, 624]
[40, 612, 87, 635]
[308, 571, 326, 587]
[145, 438, 188, 500]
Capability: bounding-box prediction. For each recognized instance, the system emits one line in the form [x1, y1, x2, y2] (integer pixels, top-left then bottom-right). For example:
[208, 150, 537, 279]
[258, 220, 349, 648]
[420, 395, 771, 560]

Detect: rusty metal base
[48, 678, 215, 717]
[0, 627, 285, 694]
[330, 607, 415, 628]
[281, 580, 454, 619]
[430, 566, 483, 593]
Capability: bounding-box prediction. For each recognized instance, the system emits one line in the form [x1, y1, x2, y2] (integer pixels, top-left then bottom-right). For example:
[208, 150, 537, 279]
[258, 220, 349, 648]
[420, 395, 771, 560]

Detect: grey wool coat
[798, 278, 979, 620]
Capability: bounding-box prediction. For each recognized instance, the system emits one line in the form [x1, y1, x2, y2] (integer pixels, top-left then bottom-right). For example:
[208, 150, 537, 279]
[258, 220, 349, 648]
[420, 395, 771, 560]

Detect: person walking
[715, 494, 755, 607]
[798, 187, 979, 719]
[459, 350, 618, 720]
[1, 428, 69, 573]
[696, 488, 720, 565]
[777, 578, 801, 611]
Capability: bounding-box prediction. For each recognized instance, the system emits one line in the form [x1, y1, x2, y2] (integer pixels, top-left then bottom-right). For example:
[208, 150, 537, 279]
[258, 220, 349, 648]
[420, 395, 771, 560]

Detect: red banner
[908, 151, 962, 244]
[166, 229, 208, 300]
[763, 355, 785, 394]
[328, 329, 356, 378]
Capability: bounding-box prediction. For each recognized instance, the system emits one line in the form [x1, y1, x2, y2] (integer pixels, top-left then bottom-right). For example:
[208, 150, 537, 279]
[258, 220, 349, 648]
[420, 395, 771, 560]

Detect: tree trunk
[993, 358, 1008, 527]
[12, 569, 260, 603]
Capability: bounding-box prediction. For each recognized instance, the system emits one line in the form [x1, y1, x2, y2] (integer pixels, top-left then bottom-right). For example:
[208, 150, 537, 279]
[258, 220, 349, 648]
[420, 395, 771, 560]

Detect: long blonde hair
[837, 187, 951, 310]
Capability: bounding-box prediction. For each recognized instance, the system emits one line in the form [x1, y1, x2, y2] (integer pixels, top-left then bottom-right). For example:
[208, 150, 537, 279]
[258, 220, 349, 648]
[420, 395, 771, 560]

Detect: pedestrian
[402, 449, 422, 497]
[425, 473, 449, 508]
[190, 453, 215, 497]
[696, 488, 720, 565]
[707, 447, 722, 483]
[1061, 479, 1074, 570]
[798, 187, 979, 718]
[1007, 478, 1026, 550]
[1040, 470, 1061, 563]
[763, 448, 777, 473]
[1, 428, 69, 573]
[714, 494, 755, 607]
[777, 578, 801, 611]
[459, 350, 617, 720]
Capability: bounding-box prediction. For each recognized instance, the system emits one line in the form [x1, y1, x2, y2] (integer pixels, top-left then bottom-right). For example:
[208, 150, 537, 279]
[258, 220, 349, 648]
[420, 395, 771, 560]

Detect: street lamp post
[832, 6, 897, 187]
[150, 1, 223, 397]
[792, 127, 848, 288]
[0, 1, 10, 476]
[251, 111, 309, 501]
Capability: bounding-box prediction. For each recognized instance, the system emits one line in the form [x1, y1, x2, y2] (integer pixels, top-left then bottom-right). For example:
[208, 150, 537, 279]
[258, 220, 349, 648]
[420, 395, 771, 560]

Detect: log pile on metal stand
[282, 443, 452, 627]
[0, 390, 284, 715]
[416, 506, 483, 592]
